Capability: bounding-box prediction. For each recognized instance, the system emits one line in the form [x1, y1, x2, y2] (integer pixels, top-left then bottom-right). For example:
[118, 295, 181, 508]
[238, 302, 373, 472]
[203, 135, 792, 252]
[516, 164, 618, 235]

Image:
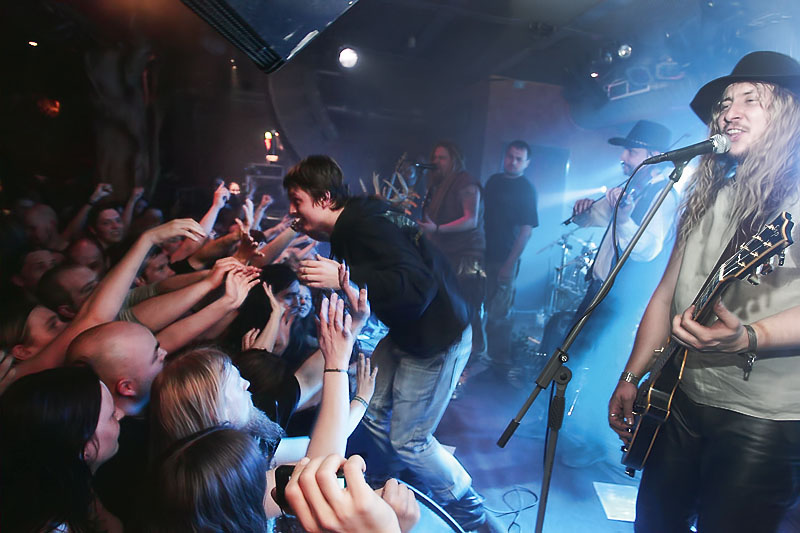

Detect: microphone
[643, 134, 730, 164]
[415, 163, 438, 170]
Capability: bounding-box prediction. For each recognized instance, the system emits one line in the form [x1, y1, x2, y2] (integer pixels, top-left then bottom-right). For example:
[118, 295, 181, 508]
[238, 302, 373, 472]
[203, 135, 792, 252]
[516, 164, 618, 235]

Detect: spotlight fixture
[28, 41, 38, 47]
[338, 47, 358, 69]
[618, 44, 632, 59]
[590, 71, 599, 78]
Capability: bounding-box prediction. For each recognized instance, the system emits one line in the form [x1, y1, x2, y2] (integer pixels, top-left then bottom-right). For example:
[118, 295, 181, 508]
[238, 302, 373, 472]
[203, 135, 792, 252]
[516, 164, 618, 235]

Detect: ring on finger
[609, 413, 619, 418]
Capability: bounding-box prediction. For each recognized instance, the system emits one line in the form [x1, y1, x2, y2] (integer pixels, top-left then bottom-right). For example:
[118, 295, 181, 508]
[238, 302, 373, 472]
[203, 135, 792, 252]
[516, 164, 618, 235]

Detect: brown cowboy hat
[690, 51, 800, 123]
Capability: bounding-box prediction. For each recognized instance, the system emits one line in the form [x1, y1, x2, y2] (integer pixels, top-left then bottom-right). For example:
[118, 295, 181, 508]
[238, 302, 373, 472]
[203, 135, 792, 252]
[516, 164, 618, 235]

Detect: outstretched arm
[170, 184, 230, 262]
[155, 268, 258, 353]
[16, 219, 206, 379]
[61, 183, 113, 242]
[305, 294, 354, 459]
[131, 259, 246, 331]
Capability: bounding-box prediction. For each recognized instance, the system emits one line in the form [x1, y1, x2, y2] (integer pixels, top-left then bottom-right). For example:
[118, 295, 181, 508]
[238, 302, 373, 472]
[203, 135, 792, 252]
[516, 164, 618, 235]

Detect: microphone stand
[497, 158, 691, 533]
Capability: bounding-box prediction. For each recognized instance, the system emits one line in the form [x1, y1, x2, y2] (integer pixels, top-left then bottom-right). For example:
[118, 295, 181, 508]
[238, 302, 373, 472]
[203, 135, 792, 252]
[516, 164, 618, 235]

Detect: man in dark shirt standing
[484, 141, 539, 379]
[289, 155, 500, 532]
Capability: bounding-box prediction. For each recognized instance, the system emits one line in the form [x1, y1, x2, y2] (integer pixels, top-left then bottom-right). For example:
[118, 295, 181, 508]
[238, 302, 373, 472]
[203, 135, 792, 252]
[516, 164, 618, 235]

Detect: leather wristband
[619, 371, 640, 385]
[741, 324, 757, 355]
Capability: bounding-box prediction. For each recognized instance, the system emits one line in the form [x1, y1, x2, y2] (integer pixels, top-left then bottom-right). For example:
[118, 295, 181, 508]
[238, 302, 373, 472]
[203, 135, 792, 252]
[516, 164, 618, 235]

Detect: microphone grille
[711, 134, 731, 154]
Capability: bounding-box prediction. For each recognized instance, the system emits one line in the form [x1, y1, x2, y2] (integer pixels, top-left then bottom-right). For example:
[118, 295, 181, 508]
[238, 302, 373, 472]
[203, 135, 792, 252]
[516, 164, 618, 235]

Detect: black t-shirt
[93, 414, 150, 526]
[235, 349, 301, 429]
[484, 173, 538, 263]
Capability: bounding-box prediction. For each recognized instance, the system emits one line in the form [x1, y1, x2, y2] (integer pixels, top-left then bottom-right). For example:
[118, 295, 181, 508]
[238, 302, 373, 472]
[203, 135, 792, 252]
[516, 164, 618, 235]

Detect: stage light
[338, 47, 358, 68]
[590, 71, 599, 78]
[28, 41, 38, 47]
[618, 44, 632, 59]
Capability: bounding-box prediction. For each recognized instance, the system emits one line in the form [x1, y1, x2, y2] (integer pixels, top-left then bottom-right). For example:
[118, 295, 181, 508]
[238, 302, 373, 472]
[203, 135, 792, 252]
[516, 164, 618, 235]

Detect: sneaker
[442, 487, 504, 532]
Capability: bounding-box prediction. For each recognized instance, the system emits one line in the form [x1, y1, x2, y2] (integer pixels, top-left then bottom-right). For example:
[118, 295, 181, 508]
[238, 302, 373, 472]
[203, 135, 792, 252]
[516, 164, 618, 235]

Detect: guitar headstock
[725, 212, 794, 282]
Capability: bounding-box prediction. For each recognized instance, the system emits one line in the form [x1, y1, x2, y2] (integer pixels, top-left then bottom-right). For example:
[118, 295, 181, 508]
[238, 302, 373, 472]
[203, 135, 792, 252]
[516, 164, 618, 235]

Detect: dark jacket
[330, 196, 469, 356]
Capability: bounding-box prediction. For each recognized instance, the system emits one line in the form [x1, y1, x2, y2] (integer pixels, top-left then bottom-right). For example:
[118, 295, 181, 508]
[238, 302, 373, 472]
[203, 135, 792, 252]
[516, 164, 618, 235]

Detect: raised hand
[213, 183, 230, 209]
[205, 257, 250, 289]
[259, 194, 273, 210]
[222, 269, 260, 309]
[145, 218, 206, 246]
[130, 186, 145, 202]
[284, 454, 402, 533]
[90, 183, 113, 204]
[354, 353, 378, 404]
[243, 198, 255, 233]
[241, 328, 261, 352]
[318, 293, 354, 370]
[232, 221, 264, 265]
[339, 262, 370, 335]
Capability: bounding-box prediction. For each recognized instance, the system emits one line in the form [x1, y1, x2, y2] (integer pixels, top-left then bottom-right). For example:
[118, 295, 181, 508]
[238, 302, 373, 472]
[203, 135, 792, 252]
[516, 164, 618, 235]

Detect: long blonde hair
[678, 83, 800, 244]
[149, 346, 234, 457]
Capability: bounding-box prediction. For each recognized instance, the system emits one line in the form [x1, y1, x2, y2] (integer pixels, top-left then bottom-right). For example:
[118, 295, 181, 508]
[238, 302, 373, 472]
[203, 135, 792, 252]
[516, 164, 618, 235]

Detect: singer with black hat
[609, 51, 800, 532]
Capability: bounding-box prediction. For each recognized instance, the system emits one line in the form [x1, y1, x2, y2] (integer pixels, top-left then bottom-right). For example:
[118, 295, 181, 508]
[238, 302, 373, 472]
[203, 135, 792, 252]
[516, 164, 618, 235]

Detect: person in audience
[88, 204, 126, 251]
[0, 365, 124, 533]
[144, 293, 363, 522]
[134, 248, 175, 287]
[11, 218, 206, 382]
[37, 264, 100, 321]
[8, 247, 62, 297]
[142, 427, 271, 532]
[67, 237, 108, 277]
[22, 203, 70, 252]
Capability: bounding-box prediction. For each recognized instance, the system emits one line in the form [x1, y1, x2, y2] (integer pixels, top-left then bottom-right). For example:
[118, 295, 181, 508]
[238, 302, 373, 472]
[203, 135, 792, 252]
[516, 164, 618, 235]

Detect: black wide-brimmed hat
[690, 51, 800, 123]
[608, 120, 671, 152]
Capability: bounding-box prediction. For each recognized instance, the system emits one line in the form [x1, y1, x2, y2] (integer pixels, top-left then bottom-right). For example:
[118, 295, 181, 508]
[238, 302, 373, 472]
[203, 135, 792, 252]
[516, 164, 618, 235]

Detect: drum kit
[537, 228, 597, 317]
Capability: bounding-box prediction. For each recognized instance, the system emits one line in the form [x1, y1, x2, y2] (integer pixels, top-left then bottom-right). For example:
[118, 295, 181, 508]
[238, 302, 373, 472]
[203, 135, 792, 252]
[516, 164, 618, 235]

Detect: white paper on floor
[593, 481, 637, 522]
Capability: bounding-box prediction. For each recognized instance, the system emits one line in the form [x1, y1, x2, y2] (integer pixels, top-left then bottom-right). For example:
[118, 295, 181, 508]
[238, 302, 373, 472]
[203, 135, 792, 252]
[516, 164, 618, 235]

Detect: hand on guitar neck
[671, 299, 751, 354]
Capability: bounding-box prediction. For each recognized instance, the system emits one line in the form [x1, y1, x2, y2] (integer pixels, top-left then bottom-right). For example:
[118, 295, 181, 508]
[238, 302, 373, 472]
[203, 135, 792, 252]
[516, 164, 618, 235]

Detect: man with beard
[609, 51, 800, 532]
[420, 141, 487, 363]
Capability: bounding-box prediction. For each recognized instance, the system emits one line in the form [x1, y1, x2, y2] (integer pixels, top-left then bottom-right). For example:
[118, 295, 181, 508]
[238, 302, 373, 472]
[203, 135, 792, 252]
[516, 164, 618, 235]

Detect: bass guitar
[621, 212, 794, 476]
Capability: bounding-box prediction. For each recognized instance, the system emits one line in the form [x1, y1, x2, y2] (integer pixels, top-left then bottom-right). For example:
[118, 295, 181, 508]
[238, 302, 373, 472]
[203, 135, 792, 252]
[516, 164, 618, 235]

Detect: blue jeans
[362, 326, 473, 502]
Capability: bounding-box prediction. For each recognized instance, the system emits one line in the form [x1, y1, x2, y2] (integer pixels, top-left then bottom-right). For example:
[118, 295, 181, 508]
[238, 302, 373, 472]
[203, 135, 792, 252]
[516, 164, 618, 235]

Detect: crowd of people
[3, 47, 800, 533]
[0, 178, 423, 532]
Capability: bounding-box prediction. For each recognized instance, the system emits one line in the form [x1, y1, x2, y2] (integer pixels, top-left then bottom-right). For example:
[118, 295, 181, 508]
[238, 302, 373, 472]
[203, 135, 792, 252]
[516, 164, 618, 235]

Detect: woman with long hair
[0, 365, 123, 532]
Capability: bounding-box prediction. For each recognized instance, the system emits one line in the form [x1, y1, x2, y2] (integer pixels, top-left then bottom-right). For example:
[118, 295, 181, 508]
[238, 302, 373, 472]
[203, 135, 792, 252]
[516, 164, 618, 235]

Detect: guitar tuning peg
[746, 273, 760, 285]
[779, 250, 786, 266]
[757, 263, 774, 276]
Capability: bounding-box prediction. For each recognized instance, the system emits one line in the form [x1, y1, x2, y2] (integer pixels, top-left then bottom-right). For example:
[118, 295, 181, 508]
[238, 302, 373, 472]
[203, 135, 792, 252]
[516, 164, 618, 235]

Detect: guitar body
[621, 344, 687, 473]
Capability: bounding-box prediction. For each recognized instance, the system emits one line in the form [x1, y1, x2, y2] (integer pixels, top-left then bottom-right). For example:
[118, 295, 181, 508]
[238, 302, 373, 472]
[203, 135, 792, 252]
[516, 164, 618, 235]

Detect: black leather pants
[635, 387, 800, 533]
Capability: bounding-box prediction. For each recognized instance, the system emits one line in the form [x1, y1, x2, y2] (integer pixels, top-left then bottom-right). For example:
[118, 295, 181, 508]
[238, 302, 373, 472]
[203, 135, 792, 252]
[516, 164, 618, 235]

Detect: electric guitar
[621, 212, 794, 476]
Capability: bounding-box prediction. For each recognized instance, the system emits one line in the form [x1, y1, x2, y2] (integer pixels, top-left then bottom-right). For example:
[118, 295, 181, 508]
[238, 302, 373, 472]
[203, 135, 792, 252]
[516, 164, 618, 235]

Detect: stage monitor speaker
[180, 0, 359, 73]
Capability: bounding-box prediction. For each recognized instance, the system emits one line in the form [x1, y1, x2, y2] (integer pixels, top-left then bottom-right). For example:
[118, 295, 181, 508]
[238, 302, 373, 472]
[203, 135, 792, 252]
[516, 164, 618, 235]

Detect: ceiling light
[338, 47, 358, 69]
